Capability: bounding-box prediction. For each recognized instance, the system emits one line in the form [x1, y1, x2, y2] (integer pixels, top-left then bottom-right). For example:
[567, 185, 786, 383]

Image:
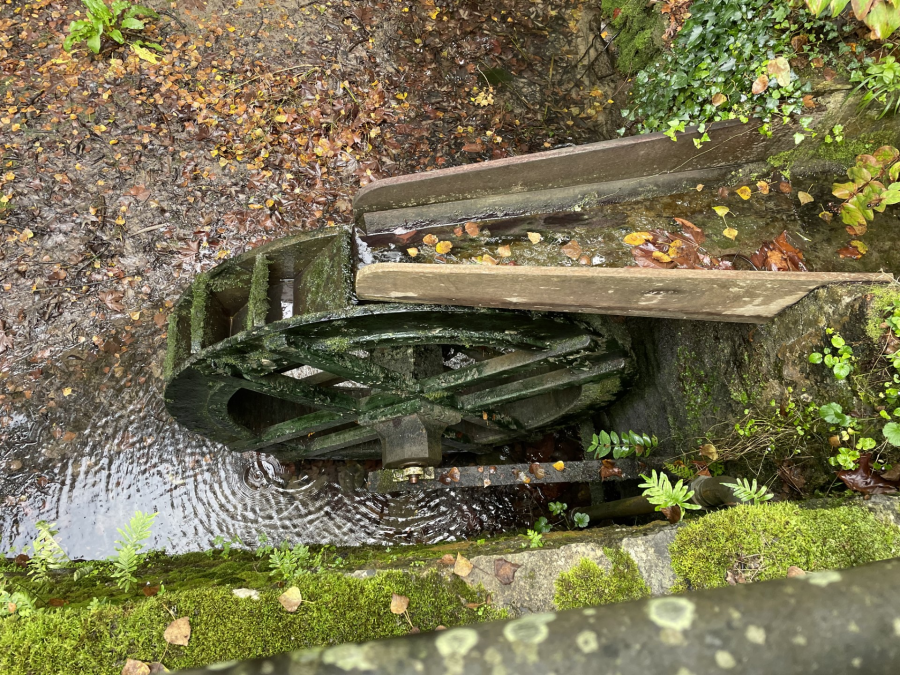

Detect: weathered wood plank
[356, 264, 893, 323]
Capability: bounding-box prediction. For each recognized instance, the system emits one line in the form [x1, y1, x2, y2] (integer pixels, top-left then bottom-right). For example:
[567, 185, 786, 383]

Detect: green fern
[663, 461, 696, 481]
[722, 477, 774, 506]
[108, 511, 157, 592]
[27, 521, 69, 588]
[639, 471, 702, 514]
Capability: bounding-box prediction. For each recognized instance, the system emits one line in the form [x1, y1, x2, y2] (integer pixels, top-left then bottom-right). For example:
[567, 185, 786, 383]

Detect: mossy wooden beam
[182, 557, 900, 675]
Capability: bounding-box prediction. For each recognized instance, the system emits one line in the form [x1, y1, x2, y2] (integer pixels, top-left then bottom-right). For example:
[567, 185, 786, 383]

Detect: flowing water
[3, 171, 898, 559]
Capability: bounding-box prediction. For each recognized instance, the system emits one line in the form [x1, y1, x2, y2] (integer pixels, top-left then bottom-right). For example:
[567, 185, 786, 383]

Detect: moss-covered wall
[554, 548, 650, 609]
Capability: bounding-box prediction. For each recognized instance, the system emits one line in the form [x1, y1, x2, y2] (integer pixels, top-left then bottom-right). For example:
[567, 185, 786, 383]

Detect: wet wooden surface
[356, 264, 894, 323]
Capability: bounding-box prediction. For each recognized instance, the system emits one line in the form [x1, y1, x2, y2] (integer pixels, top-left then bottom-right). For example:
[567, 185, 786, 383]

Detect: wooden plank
[353, 120, 797, 216]
[356, 264, 893, 323]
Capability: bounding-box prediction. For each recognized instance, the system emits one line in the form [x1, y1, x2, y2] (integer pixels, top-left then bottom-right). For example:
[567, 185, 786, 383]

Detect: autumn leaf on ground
[480, 254, 498, 265]
[132, 44, 160, 64]
[560, 240, 582, 259]
[838, 243, 864, 259]
[723, 227, 738, 240]
[712, 206, 730, 218]
[389, 593, 409, 614]
[552, 461, 565, 471]
[464, 222, 480, 236]
[849, 240, 868, 255]
[497, 244, 511, 258]
[494, 558, 521, 585]
[99, 290, 125, 312]
[779, 181, 792, 194]
[757, 181, 770, 195]
[527, 232, 542, 243]
[652, 251, 672, 263]
[623, 232, 653, 246]
[786, 566, 807, 578]
[440, 554, 455, 565]
[125, 185, 151, 202]
[736, 186, 752, 200]
[422, 234, 438, 246]
[142, 586, 160, 597]
[700, 443, 718, 461]
[435, 241, 453, 254]
[819, 211, 833, 222]
[600, 459, 622, 480]
[660, 505, 682, 523]
[750, 231, 807, 271]
[163, 617, 191, 646]
[837, 453, 900, 494]
[122, 660, 150, 675]
[798, 191, 814, 205]
[453, 553, 474, 577]
[751, 74, 769, 95]
[766, 57, 791, 87]
[407, 248, 418, 257]
[696, 184, 705, 192]
[279, 586, 304, 612]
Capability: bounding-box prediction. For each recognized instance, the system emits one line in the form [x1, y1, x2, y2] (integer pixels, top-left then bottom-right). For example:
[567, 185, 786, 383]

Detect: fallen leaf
[528, 462, 546, 479]
[494, 559, 521, 585]
[480, 254, 498, 265]
[453, 553, 474, 577]
[837, 453, 900, 494]
[163, 617, 191, 646]
[462, 141, 484, 153]
[62, 431, 77, 442]
[407, 247, 418, 257]
[798, 191, 814, 205]
[713, 206, 730, 218]
[846, 222, 867, 237]
[823, 67, 837, 81]
[448, 466, 461, 482]
[717, 186, 730, 199]
[723, 227, 738, 240]
[778, 181, 792, 194]
[14, 554, 29, 567]
[660, 505, 682, 523]
[153, 312, 167, 328]
[552, 461, 565, 471]
[725, 568, 746, 585]
[751, 74, 769, 95]
[497, 244, 511, 258]
[786, 566, 807, 578]
[435, 241, 453, 254]
[527, 232, 542, 243]
[48, 598, 68, 607]
[736, 186, 752, 200]
[122, 660, 151, 675]
[600, 459, 622, 480]
[390, 593, 410, 614]
[623, 232, 653, 246]
[142, 586, 160, 597]
[440, 554, 456, 565]
[279, 586, 304, 612]
[819, 211, 833, 223]
[757, 181, 770, 195]
[838, 244, 863, 259]
[422, 234, 438, 246]
[700, 443, 718, 461]
[811, 57, 824, 68]
[711, 93, 726, 107]
[232, 588, 260, 600]
[802, 94, 816, 109]
[696, 184, 705, 192]
[465, 222, 480, 236]
[560, 240, 582, 259]
[880, 466, 900, 481]
[767, 57, 792, 87]
[99, 290, 125, 312]
[125, 185, 151, 202]
[652, 250, 672, 263]
[409, 626, 421, 634]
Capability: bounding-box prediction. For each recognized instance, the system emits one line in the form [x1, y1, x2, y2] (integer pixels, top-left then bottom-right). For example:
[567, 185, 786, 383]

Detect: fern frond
[638, 471, 701, 511]
[722, 477, 774, 505]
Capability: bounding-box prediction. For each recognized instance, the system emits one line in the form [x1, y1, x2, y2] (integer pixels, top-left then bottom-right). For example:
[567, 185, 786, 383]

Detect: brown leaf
[62, 431, 77, 442]
[494, 558, 521, 585]
[99, 290, 125, 312]
[560, 240, 582, 260]
[528, 462, 546, 479]
[153, 312, 167, 329]
[756, 181, 770, 195]
[142, 585, 160, 597]
[811, 57, 824, 68]
[163, 617, 191, 646]
[802, 94, 816, 109]
[448, 466, 460, 482]
[279, 587, 304, 612]
[453, 553, 474, 577]
[390, 593, 410, 615]
[462, 141, 484, 153]
[600, 459, 622, 480]
[660, 505, 682, 524]
[751, 74, 769, 95]
[717, 186, 730, 199]
[48, 598, 68, 607]
[778, 181, 792, 194]
[440, 554, 456, 565]
[786, 565, 807, 578]
[122, 660, 151, 675]
[464, 222, 480, 236]
[125, 184, 151, 202]
[880, 465, 900, 482]
[823, 67, 836, 81]
[838, 244, 863, 260]
[422, 234, 438, 246]
[14, 553, 29, 567]
[837, 453, 900, 494]
[725, 568, 746, 585]
[711, 93, 726, 107]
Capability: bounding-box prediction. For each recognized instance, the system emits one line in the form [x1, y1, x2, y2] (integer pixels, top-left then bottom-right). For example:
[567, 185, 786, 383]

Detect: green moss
[670, 501, 900, 592]
[600, 0, 665, 74]
[767, 131, 900, 173]
[554, 548, 650, 610]
[245, 254, 271, 331]
[865, 282, 900, 342]
[0, 571, 504, 675]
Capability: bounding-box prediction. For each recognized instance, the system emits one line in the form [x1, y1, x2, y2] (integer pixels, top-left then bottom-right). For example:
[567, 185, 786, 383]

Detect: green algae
[554, 548, 650, 610]
[669, 501, 900, 592]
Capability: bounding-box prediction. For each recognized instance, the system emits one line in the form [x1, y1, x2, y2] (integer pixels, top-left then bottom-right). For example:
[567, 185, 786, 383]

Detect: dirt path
[0, 0, 624, 551]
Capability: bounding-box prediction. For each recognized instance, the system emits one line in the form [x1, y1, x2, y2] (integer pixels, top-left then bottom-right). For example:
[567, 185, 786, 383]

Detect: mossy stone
[554, 548, 651, 610]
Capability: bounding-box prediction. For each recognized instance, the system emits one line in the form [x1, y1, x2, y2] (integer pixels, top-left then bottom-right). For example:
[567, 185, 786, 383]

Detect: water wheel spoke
[237, 372, 358, 412]
[231, 411, 351, 452]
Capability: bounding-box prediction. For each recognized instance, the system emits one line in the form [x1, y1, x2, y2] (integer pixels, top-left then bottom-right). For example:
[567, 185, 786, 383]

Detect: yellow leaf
[527, 232, 542, 244]
[63, 388, 72, 397]
[480, 254, 498, 265]
[406, 247, 418, 257]
[696, 184, 704, 192]
[274, 114, 288, 123]
[713, 206, 731, 218]
[723, 227, 738, 240]
[130, 311, 141, 321]
[552, 461, 565, 471]
[131, 43, 160, 64]
[652, 251, 672, 262]
[497, 244, 511, 258]
[667, 240, 684, 256]
[700, 443, 718, 461]
[798, 191, 814, 205]
[623, 231, 653, 246]
[435, 241, 453, 254]
[736, 186, 752, 200]
[422, 234, 438, 246]
[850, 240, 868, 254]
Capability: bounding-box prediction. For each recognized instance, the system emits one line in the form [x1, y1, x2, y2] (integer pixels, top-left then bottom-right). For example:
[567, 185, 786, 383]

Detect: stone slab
[355, 263, 892, 323]
[620, 528, 679, 596]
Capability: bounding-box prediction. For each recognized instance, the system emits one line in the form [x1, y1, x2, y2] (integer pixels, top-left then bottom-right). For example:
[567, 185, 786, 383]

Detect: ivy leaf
[884, 422, 900, 447]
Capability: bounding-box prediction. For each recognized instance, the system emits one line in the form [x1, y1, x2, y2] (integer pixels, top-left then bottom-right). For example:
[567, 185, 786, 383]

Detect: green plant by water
[722, 477, 774, 505]
[638, 470, 701, 519]
[64, 0, 162, 57]
[109, 511, 157, 592]
[268, 543, 323, 584]
[831, 146, 900, 232]
[26, 521, 69, 589]
[589, 430, 658, 459]
[851, 55, 900, 117]
[802, 0, 900, 40]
